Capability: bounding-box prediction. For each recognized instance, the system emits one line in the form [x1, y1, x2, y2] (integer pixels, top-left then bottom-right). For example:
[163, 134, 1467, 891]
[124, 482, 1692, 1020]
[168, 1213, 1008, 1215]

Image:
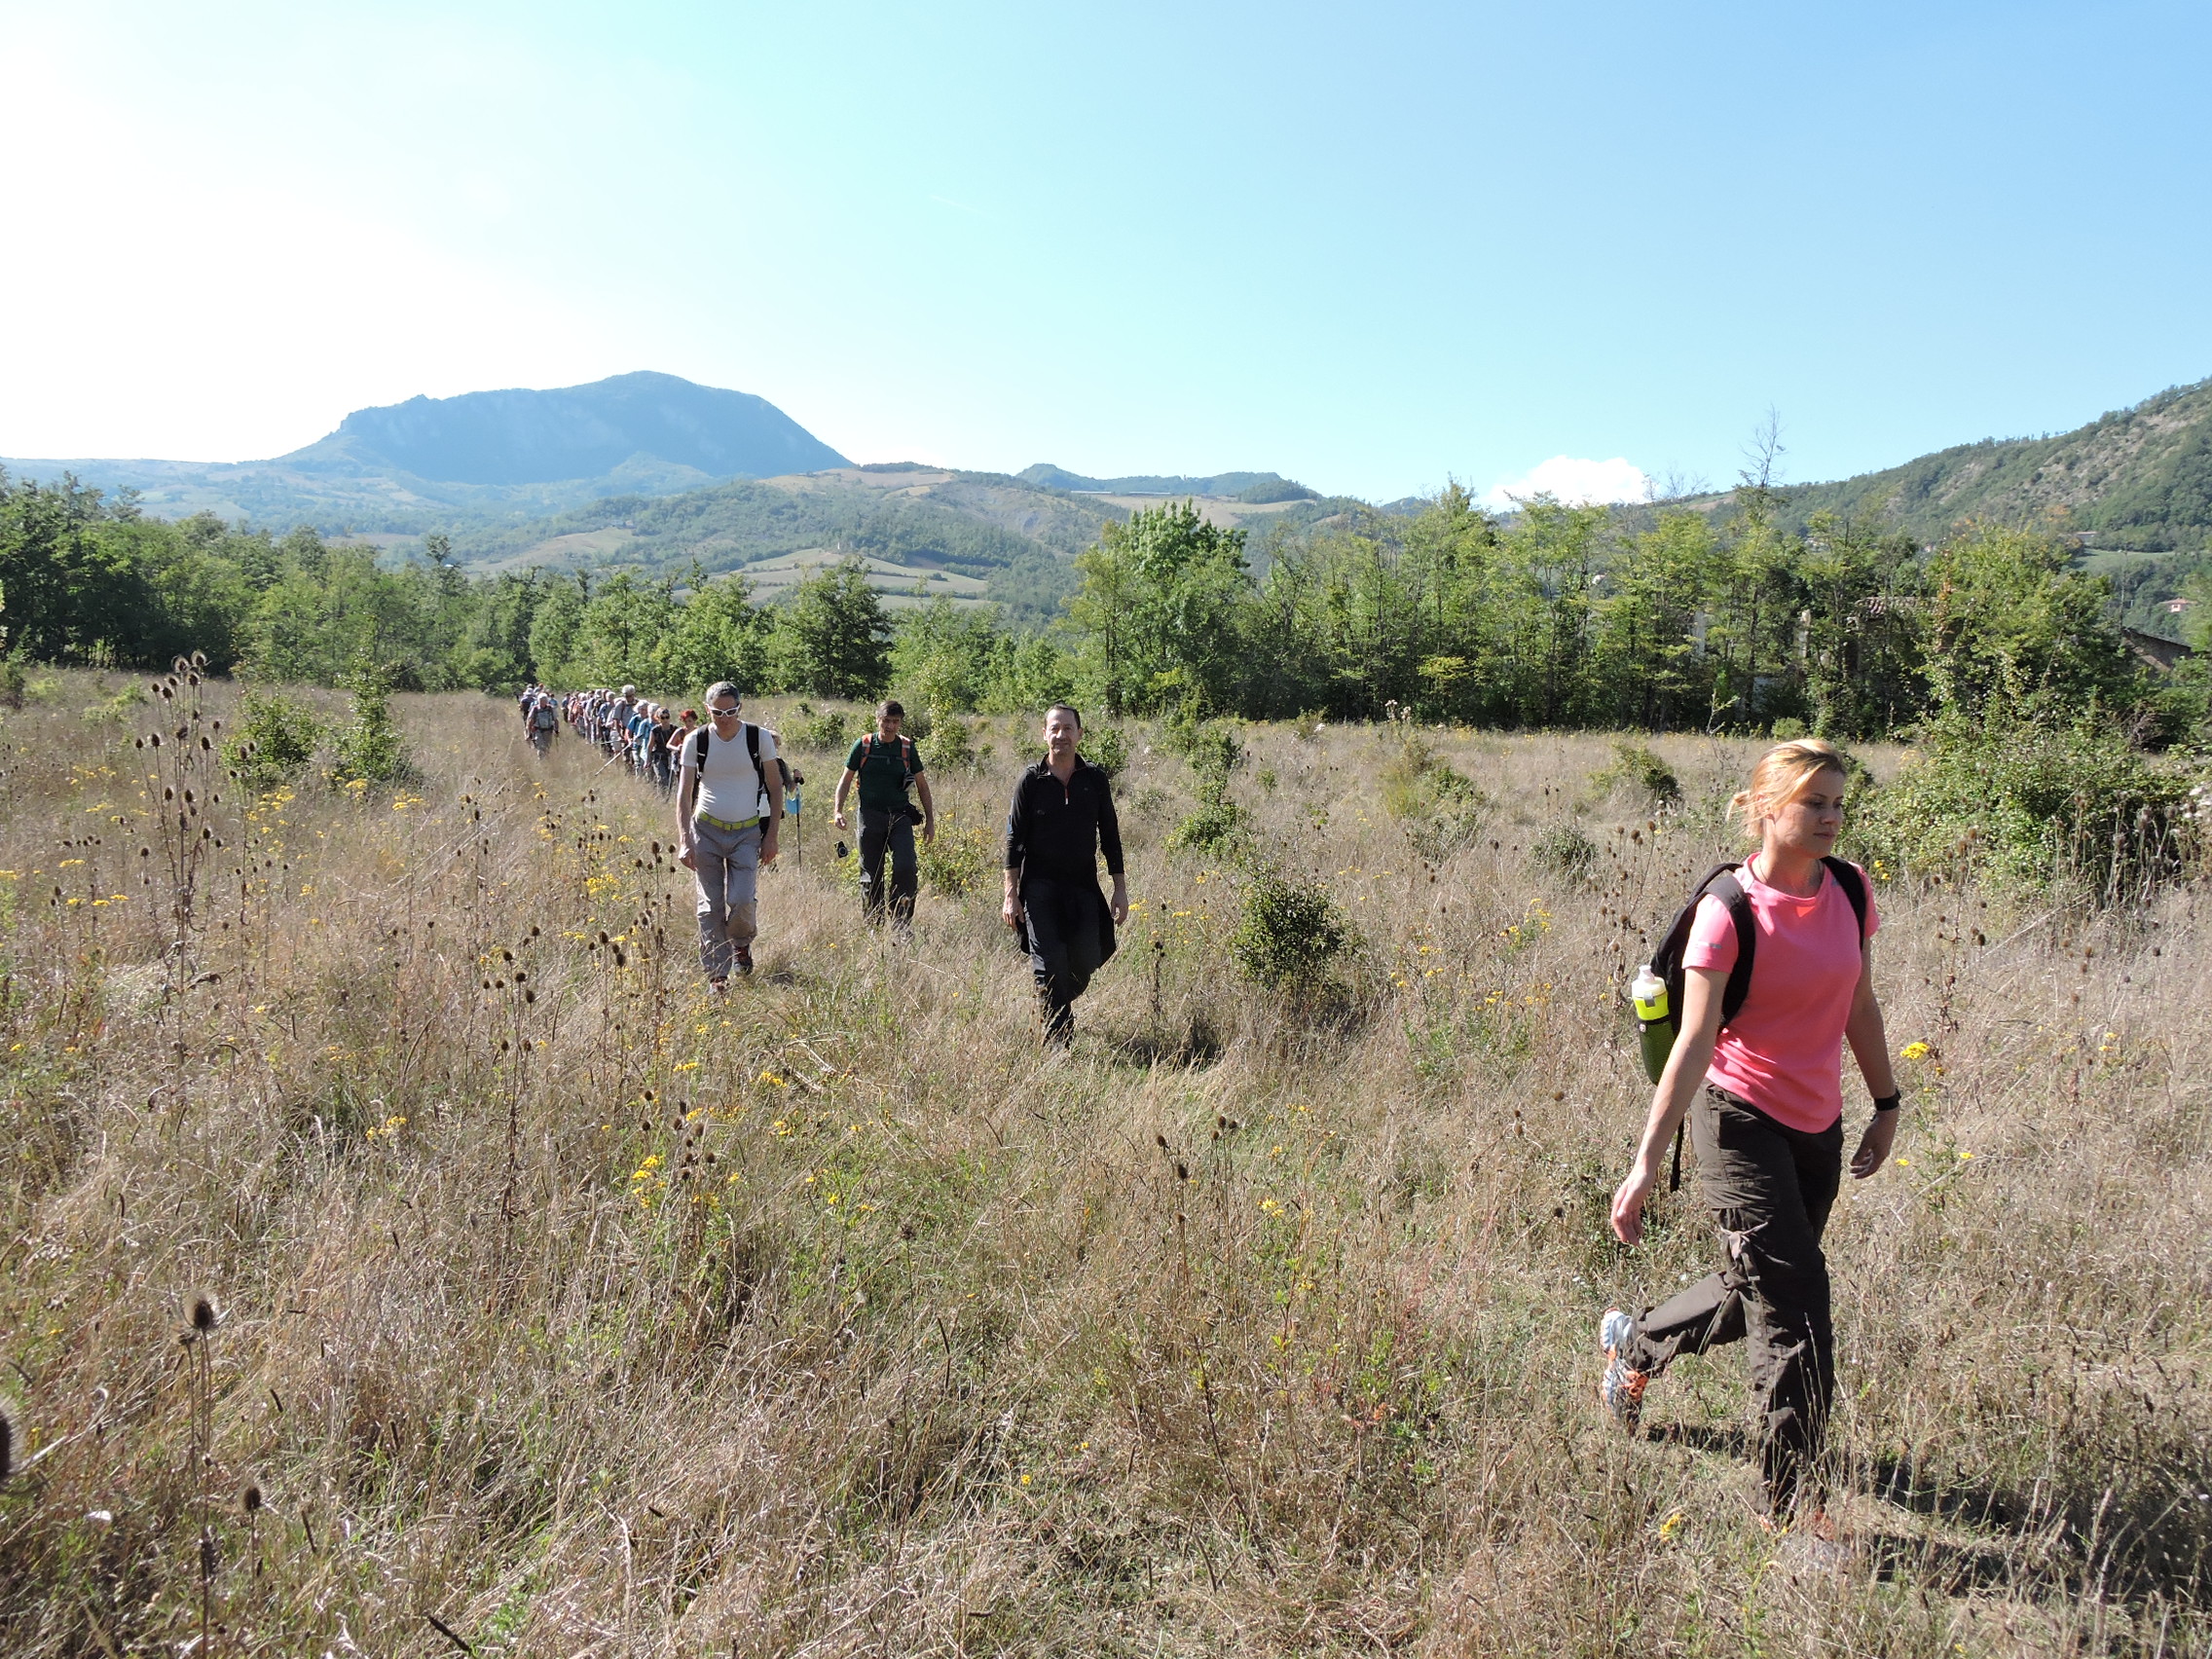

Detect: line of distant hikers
[517, 681, 1900, 1555]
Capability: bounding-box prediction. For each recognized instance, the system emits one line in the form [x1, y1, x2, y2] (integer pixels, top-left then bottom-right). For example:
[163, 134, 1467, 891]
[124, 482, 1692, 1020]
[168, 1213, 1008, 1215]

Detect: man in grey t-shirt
[677, 682, 783, 986]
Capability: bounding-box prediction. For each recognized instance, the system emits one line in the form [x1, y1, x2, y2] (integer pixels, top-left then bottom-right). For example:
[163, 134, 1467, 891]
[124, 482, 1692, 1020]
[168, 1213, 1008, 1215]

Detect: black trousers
[1022, 876, 1104, 1039]
[859, 806, 918, 924]
[1630, 1086, 1844, 1518]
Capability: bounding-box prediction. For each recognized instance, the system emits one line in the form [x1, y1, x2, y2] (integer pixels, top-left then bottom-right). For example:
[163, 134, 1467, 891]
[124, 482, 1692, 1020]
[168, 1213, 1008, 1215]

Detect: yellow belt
[694, 810, 761, 832]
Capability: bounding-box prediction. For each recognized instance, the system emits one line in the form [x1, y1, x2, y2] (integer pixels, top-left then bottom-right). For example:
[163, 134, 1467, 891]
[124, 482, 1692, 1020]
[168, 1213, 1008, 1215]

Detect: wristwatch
[1872, 1092, 1900, 1114]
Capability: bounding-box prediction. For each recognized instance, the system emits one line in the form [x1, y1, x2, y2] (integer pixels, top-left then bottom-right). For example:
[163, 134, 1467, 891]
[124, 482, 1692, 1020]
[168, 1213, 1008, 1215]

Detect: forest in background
[4, 465, 2202, 745]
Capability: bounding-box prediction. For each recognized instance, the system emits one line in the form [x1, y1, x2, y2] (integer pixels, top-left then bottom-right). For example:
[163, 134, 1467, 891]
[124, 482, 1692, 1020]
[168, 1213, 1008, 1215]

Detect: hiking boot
[1598, 1308, 1648, 1433]
[733, 945, 755, 977]
[708, 976, 728, 996]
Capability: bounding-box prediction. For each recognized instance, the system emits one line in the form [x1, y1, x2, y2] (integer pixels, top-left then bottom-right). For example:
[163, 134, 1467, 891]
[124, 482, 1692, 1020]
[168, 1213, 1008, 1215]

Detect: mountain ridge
[1775, 377, 2212, 552]
[0, 372, 848, 529]
[277, 371, 848, 485]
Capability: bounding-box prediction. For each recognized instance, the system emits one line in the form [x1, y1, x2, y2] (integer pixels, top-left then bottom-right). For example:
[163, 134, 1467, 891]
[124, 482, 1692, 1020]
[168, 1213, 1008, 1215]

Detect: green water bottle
[1632, 965, 1673, 1085]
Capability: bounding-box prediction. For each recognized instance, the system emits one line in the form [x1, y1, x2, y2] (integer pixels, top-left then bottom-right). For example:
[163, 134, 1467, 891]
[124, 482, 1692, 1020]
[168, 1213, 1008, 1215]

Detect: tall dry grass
[0, 671, 2207, 1656]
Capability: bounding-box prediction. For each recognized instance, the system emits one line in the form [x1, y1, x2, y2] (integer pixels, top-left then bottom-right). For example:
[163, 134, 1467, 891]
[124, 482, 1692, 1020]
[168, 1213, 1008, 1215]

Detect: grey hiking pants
[858, 806, 918, 925]
[691, 817, 761, 977]
[1628, 1086, 1843, 1519]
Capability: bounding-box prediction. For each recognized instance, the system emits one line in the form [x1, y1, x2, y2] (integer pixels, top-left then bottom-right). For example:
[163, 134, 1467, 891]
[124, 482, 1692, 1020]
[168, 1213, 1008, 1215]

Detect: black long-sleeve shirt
[1005, 756, 1124, 884]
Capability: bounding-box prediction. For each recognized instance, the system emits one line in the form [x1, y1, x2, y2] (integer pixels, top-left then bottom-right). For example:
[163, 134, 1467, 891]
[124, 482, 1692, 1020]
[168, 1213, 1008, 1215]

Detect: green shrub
[0, 655, 23, 712]
[1082, 725, 1129, 776]
[920, 821, 992, 899]
[791, 703, 853, 755]
[1169, 791, 1248, 855]
[226, 690, 325, 793]
[1380, 735, 1489, 857]
[927, 714, 975, 771]
[327, 661, 412, 787]
[1163, 704, 1242, 776]
[1854, 715, 2196, 903]
[1230, 864, 1354, 988]
[1530, 823, 1597, 881]
[1164, 706, 1245, 854]
[1593, 739, 1679, 805]
[84, 683, 150, 728]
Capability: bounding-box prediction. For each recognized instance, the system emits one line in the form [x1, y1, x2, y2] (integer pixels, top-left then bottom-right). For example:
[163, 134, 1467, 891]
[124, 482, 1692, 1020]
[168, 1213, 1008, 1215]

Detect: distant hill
[0, 372, 847, 532]
[1017, 464, 1316, 502]
[1777, 378, 2212, 554]
[1596, 377, 2212, 640]
[454, 466, 1127, 631]
[449, 462, 1345, 628]
[279, 371, 848, 486]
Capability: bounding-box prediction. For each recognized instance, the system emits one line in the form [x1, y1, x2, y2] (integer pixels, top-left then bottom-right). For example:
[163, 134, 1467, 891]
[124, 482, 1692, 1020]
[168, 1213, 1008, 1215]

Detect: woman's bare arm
[1611, 965, 1727, 1245]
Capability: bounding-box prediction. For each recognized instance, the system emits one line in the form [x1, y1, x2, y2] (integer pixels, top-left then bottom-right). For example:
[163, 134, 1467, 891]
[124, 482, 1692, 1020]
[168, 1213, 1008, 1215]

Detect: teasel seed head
[190, 1294, 223, 1334]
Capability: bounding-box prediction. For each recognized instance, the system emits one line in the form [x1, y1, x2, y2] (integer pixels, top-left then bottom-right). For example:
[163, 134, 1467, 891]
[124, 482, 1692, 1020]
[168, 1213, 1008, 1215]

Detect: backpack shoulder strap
[1822, 856, 1869, 942]
[745, 720, 760, 771]
[1706, 870, 1758, 1027]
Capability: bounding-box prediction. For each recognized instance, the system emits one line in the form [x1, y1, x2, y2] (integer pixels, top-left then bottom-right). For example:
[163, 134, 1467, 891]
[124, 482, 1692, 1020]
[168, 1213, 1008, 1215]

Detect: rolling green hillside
[452, 465, 1127, 629]
[1781, 377, 2212, 553]
[447, 464, 1359, 629]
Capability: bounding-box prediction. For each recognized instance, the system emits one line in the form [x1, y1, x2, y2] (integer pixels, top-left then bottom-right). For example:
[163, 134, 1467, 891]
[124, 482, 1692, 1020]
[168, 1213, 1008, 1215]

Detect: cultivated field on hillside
[0, 675, 2207, 1656]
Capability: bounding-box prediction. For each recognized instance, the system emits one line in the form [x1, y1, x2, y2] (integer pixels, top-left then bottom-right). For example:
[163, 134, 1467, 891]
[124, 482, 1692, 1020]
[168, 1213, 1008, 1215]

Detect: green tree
[1589, 510, 1711, 730]
[1067, 500, 1248, 714]
[1924, 523, 2140, 723]
[664, 572, 774, 699]
[892, 595, 1009, 716]
[777, 557, 893, 699]
[527, 576, 587, 684]
[568, 571, 681, 689]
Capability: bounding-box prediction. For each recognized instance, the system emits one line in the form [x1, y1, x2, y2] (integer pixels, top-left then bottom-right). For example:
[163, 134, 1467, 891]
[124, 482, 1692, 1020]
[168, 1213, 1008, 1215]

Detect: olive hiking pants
[1628, 1086, 1843, 1519]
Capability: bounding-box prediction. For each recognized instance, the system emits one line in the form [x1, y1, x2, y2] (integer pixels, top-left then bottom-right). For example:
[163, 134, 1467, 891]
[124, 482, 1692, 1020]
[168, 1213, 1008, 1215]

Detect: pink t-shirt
[1683, 860, 1877, 1133]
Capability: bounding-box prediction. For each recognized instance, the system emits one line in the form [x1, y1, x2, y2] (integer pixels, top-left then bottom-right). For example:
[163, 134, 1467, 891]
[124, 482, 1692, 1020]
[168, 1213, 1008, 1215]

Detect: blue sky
[3, 0, 2209, 503]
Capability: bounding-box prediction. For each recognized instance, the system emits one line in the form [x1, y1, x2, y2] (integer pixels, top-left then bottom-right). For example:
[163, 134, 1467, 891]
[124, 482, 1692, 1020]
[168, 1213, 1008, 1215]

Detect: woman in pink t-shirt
[1600, 739, 1900, 1530]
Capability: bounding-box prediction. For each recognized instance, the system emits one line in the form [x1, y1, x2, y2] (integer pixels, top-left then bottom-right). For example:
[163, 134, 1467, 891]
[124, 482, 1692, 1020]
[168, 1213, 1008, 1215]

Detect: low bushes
[1229, 862, 1354, 988]
[224, 689, 325, 793]
[1855, 714, 2200, 903]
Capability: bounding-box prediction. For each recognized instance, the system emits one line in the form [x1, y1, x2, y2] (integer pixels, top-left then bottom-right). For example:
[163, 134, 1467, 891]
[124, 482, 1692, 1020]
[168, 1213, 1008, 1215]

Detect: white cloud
[1483, 455, 1649, 511]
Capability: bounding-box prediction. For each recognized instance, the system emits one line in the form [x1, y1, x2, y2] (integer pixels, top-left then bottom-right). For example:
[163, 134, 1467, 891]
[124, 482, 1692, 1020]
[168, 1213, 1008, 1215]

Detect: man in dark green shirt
[833, 699, 936, 929]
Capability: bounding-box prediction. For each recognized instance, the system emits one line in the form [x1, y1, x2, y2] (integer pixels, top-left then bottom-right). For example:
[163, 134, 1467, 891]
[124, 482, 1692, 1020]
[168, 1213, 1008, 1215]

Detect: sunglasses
[710, 705, 741, 719]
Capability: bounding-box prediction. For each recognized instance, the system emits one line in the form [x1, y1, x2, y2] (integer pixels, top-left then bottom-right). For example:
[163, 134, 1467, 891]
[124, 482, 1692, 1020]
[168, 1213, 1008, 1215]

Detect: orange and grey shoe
[1598, 1309, 1649, 1432]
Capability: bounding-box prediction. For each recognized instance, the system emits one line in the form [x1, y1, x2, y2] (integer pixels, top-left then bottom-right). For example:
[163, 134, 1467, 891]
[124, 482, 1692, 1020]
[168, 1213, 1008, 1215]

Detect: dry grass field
[1, 670, 2208, 1656]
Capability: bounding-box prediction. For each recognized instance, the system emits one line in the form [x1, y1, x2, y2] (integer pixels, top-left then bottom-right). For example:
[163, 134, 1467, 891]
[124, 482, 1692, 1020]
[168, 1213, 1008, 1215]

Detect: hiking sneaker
[1598, 1308, 1649, 1433]
[708, 976, 728, 996]
[733, 945, 755, 977]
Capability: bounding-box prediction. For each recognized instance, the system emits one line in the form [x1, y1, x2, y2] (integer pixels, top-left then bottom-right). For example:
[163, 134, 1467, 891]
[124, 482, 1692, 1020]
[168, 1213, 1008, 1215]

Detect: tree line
[2, 467, 2194, 743]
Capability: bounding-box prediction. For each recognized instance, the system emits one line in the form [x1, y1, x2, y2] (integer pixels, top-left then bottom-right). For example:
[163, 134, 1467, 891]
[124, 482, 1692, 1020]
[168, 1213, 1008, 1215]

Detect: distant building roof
[2121, 627, 2193, 672]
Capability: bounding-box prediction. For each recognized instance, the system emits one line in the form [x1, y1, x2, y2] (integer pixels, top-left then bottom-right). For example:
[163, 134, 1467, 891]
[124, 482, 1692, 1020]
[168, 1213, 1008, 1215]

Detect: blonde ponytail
[1731, 738, 1848, 838]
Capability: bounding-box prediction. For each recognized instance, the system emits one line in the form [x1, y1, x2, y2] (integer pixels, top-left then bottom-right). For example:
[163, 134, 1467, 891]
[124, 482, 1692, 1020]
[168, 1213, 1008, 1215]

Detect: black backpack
[695, 722, 793, 820]
[1646, 856, 1868, 1188]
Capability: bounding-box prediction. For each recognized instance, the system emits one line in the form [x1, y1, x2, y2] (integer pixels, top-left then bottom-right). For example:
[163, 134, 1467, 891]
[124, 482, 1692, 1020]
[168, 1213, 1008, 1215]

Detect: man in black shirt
[1003, 704, 1128, 1045]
